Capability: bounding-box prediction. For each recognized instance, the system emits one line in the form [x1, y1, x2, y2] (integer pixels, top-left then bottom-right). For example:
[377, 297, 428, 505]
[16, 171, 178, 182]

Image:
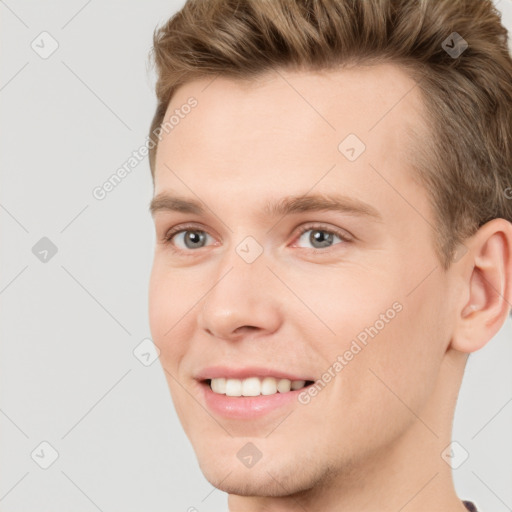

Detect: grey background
[0, 1, 511, 511]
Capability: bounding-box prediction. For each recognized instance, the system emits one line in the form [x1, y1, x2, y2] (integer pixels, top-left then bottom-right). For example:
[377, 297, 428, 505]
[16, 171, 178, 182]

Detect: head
[147, 0, 512, 501]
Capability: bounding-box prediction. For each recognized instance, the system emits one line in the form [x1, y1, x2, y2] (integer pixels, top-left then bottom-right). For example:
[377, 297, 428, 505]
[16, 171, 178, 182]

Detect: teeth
[277, 378, 291, 393]
[211, 377, 226, 394]
[291, 380, 306, 390]
[261, 376, 277, 395]
[209, 377, 308, 396]
[241, 377, 260, 397]
[225, 378, 242, 397]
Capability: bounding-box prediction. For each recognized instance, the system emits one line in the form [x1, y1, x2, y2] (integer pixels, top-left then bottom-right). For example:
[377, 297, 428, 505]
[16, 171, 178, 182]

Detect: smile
[207, 377, 314, 396]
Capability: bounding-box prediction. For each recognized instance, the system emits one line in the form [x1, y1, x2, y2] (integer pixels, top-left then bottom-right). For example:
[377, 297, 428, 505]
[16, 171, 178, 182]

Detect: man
[147, 1, 512, 510]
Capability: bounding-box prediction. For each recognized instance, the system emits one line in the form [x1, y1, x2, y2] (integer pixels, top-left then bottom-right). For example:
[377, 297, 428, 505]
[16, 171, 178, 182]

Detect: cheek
[312, 268, 443, 420]
[148, 266, 167, 342]
[148, 264, 191, 364]
[352, 286, 444, 418]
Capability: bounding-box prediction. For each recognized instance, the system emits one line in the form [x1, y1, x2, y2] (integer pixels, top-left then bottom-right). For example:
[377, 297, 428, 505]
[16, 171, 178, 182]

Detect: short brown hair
[148, 0, 512, 271]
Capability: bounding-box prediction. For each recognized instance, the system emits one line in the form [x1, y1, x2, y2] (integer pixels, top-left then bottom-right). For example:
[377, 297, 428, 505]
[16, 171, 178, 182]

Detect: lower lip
[199, 381, 307, 419]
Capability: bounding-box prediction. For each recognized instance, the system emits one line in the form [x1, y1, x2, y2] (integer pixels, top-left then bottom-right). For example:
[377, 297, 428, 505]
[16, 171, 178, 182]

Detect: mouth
[193, 365, 317, 419]
[197, 376, 317, 420]
[203, 377, 316, 397]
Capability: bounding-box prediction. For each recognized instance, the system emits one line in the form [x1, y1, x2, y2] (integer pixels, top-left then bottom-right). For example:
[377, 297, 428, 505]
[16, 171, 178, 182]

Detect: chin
[194, 446, 323, 498]
[200, 466, 305, 498]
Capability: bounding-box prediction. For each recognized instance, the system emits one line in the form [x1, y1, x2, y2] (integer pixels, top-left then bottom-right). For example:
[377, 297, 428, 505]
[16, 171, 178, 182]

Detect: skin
[148, 63, 512, 512]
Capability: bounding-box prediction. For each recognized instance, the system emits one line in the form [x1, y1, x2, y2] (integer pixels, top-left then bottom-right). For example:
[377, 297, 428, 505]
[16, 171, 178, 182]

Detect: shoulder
[463, 501, 479, 512]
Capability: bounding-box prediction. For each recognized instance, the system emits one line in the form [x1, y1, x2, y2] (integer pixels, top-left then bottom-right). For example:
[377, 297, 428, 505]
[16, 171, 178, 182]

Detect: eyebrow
[149, 192, 383, 221]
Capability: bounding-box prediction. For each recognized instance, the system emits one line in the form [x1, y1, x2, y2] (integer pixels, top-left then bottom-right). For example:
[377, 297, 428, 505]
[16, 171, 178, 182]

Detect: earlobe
[450, 218, 512, 354]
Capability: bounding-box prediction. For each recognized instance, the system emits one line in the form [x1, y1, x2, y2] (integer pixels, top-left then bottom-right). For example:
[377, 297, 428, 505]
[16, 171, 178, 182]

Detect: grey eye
[174, 230, 211, 250]
[297, 229, 343, 249]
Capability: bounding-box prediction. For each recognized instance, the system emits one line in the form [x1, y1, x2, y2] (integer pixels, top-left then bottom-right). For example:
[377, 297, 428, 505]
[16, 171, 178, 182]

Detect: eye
[293, 224, 351, 251]
[161, 222, 352, 255]
[163, 224, 213, 252]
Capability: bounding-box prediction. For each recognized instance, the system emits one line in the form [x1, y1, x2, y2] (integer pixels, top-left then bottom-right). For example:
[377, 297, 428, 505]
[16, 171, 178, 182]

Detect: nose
[197, 256, 283, 342]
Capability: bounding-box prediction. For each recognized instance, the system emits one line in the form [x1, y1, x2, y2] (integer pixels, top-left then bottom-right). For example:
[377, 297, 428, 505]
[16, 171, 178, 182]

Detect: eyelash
[161, 222, 352, 256]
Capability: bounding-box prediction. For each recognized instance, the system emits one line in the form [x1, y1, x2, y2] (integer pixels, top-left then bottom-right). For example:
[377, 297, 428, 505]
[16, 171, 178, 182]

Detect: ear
[450, 218, 512, 353]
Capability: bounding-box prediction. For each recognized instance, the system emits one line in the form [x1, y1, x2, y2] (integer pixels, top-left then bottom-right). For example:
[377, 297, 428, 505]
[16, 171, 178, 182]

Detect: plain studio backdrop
[1, 1, 511, 511]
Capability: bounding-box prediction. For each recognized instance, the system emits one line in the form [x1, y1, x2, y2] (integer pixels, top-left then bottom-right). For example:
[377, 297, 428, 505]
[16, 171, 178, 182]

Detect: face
[148, 63, 458, 496]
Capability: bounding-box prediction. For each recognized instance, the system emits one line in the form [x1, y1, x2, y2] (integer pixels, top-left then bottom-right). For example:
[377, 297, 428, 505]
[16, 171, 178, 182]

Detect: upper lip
[195, 366, 315, 382]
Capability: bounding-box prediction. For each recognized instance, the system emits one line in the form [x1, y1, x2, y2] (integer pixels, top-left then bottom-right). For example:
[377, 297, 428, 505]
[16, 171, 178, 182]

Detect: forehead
[153, 63, 427, 220]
